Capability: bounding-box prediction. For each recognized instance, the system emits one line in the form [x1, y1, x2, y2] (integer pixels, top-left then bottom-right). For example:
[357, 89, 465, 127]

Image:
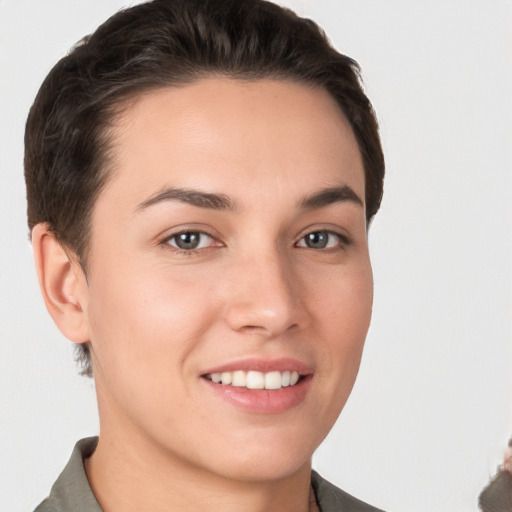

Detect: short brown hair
[25, 0, 385, 377]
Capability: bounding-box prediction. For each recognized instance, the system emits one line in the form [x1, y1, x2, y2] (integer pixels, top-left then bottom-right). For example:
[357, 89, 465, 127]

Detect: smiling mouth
[203, 370, 304, 390]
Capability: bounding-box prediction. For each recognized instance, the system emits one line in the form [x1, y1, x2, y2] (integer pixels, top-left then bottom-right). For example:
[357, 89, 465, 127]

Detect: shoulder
[312, 470, 386, 512]
[33, 437, 102, 512]
[33, 498, 57, 512]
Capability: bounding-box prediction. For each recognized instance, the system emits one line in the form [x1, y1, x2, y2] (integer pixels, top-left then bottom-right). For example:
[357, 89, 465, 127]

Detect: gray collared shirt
[34, 437, 385, 512]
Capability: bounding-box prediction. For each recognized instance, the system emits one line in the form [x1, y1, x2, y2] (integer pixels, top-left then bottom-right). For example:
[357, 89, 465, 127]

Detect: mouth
[200, 360, 313, 414]
[202, 370, 304, 390]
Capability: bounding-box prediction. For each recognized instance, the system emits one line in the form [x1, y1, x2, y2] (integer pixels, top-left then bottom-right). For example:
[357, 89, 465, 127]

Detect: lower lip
[202, 376, 312, 414]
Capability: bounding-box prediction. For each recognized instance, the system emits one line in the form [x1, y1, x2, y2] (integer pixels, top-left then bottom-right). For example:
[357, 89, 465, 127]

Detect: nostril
[238, 324, 269, 334]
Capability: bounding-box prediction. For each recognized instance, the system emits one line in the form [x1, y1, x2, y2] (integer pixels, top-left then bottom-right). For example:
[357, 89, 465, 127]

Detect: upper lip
[201, 357, 313, 376]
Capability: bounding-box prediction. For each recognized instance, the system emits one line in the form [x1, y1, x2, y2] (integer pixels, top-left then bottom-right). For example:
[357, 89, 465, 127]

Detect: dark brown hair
[25, 0, 385, 377]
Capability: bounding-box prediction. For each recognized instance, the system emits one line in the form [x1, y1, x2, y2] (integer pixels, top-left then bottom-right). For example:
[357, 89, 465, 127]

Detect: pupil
[176, 232, 199, 249]
[306, 232, 327, 248]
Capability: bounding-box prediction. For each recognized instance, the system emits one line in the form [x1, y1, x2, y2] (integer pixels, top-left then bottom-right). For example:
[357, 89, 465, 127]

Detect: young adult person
[25, 0, 385, 510]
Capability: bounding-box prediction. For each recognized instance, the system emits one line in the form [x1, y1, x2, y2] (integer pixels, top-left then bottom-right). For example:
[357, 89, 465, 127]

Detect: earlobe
[32, 223, 89, 344]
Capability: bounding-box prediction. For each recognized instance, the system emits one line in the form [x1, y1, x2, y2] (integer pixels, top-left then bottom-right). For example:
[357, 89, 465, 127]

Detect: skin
[33, 78, 373, 512]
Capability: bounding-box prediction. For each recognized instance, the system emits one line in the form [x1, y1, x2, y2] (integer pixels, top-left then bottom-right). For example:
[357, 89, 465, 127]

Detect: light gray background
[1, 1, 511, 511]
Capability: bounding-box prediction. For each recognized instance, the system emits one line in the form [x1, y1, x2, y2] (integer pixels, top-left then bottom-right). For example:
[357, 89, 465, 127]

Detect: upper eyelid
[295, 230, 346, 245]
[160, 230, 222, 254]
[295, 227, 350, 243]
[158, 225, 220, 242]
[162, 229, 212, 240]
[161, 230, 217, 245]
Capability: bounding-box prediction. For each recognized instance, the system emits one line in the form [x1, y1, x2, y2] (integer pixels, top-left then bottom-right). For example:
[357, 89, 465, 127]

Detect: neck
[85, 428, 313, 512]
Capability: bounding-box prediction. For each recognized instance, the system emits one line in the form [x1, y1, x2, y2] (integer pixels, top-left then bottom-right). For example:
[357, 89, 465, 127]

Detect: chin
[197, 429, 319, 483]
[214, 453, 312, 483]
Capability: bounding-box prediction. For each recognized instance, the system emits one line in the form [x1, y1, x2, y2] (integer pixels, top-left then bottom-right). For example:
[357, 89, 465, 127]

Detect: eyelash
[160, 229, 350, 254]
[161, 231, 219, 254]
[294, 230, 350, 251]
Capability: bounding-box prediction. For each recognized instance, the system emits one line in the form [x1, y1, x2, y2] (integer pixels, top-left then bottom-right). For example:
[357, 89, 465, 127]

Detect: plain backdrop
[1, 1, 511, 511]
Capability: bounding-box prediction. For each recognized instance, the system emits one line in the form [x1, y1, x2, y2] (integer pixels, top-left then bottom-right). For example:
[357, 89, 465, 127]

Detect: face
[79, 78, 373, 482]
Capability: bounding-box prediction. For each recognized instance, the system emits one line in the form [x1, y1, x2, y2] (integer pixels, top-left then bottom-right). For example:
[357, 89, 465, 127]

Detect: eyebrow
[298, 186, 363, 209]
[134, 184, 363, 214]
[135, 187, 234, 213]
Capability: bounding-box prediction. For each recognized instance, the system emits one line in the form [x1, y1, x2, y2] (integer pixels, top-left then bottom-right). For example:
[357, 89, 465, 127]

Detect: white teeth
[221, 371, 232, 385]
[265, 371, 282, 390]
[232, 370, 246, 387]
[206, 370, 304, 389]
[246, 371, 265, 389]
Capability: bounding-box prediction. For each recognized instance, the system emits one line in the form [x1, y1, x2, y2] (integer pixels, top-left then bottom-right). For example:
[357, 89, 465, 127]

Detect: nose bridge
[224, 243, 301, 336]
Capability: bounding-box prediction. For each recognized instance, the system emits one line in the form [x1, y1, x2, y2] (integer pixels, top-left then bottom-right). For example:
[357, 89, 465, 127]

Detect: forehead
[99, 78, 365, 213]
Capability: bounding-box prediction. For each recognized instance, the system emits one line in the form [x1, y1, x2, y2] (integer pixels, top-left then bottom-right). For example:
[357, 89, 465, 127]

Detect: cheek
[84, 262, 229, 438]
[311, 257, 373, 340]
[84, 261, 222, 386]
[308, 259, 373, 403]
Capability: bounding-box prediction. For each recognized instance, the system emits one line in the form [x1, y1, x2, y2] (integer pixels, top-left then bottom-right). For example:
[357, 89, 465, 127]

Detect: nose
[223, 249, 305, 337]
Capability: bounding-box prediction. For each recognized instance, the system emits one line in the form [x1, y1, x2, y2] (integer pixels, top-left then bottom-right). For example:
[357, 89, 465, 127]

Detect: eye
[296, 230, 346, 250]
[164, 231, 216, 251]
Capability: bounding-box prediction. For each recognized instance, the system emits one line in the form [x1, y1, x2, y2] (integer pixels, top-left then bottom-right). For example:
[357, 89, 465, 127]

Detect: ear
[32, 223, 89, 344]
